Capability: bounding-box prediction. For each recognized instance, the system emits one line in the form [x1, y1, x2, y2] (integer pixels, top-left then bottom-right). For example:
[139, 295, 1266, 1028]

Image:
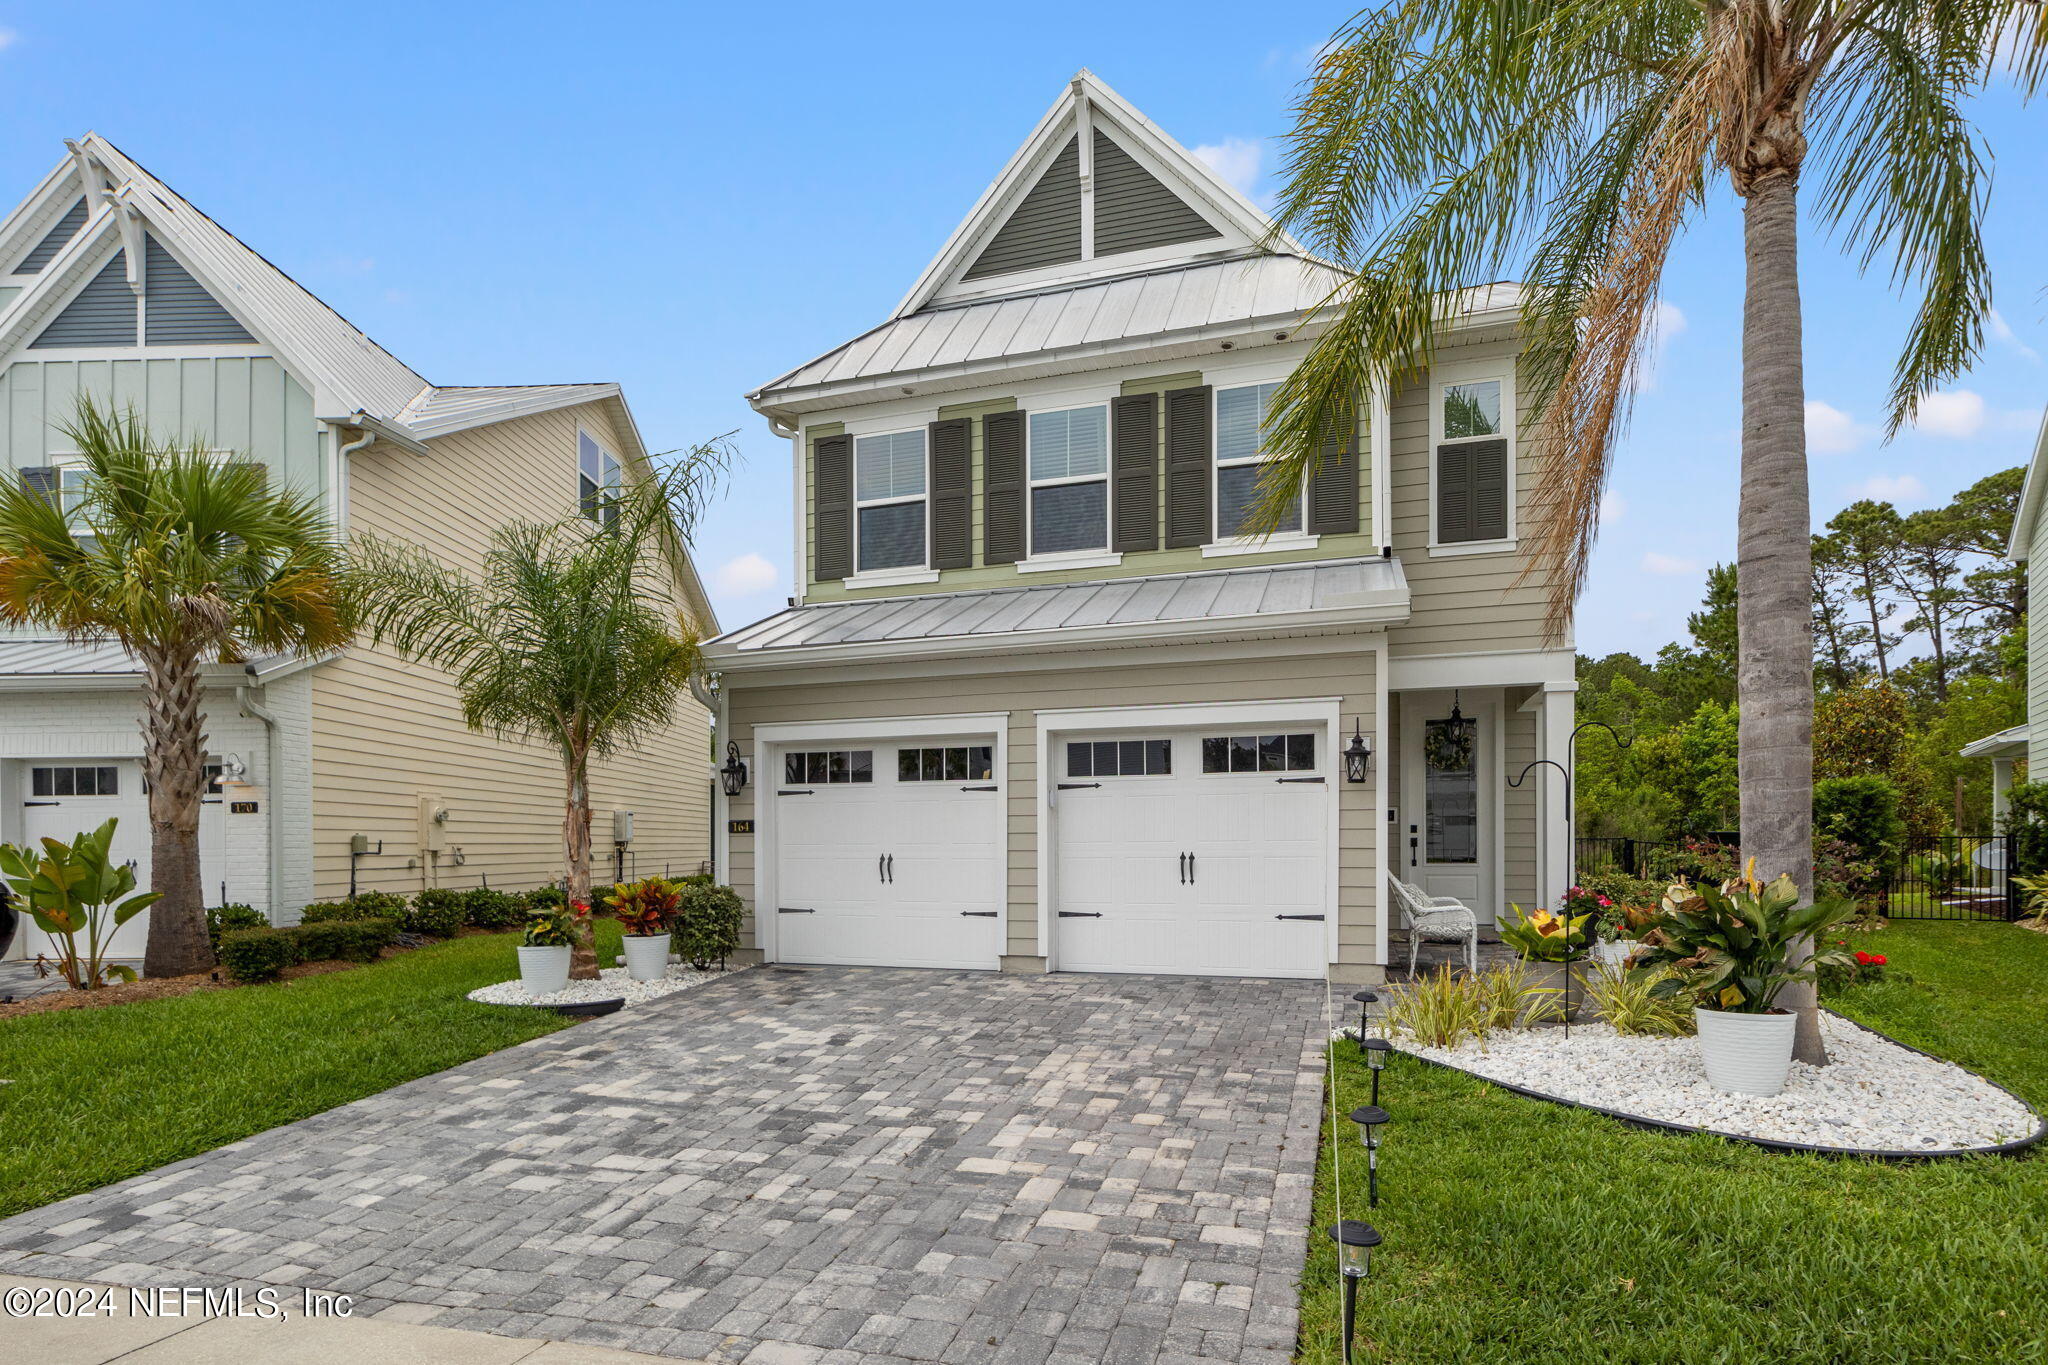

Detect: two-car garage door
[766, 721, 1330, 980]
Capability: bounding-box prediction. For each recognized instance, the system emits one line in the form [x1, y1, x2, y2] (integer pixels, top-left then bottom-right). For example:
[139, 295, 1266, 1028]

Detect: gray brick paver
[0, 966, 1324, 1363]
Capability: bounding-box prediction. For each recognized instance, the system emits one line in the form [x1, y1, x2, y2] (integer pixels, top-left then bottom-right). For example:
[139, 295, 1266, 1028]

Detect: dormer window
[1027, 405, 1110, 556]
[1214, 382, 1302, 540]
[578, 428, 621, 526]
[854, 429, 927, 572]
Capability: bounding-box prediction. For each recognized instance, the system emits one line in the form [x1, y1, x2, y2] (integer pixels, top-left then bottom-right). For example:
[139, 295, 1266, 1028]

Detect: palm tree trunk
[564, 745, 598, 979]
[140, 648, 212, 977]
[1737, 168, 1824, 1065]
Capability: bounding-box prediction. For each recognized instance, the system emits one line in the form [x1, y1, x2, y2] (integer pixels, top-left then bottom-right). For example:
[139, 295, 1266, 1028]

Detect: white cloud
[1912, 389, 1986, 439]
[1804, 400, 1866, 455]
[1599, 492, 1626, 526]
[1641, 552, 1699, 577]
[714, 551, 780, 597]
[1193, 138, 1265, 204]
[1990, 309, 2040, 363]
[1850, 473, 1927, 504]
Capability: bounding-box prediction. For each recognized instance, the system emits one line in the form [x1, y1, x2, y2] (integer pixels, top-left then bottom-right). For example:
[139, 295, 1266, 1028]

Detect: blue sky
[2, 3, 2041, 656]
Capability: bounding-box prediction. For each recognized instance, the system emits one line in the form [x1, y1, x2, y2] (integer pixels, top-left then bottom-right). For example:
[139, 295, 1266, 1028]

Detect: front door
[1398, 691, 1497, 925]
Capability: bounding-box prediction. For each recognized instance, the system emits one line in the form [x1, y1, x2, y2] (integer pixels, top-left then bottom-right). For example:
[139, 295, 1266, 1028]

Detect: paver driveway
[0, 966, 1328, 1363]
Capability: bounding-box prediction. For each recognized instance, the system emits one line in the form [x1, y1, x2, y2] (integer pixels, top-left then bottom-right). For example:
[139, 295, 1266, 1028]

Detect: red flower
[1871, 954, 1886, 966]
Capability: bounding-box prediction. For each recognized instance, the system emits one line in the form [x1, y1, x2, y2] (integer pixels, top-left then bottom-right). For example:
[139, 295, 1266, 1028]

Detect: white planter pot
[621, 933, 671, 983]
[517, 944, 572, 998]
[1594, 940, 1635, 967]
[1694, 1007, 1797, 1096]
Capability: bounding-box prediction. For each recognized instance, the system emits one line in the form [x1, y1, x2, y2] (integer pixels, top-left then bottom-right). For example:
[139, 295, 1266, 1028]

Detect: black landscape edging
[1385, 1010, 2046, 1162]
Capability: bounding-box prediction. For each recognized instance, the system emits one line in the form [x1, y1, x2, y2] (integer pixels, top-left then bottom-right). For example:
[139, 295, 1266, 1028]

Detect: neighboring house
[0, 135, 717, 964]
[702, 72, 1574, 985]
[1963, 404, 2048, 818]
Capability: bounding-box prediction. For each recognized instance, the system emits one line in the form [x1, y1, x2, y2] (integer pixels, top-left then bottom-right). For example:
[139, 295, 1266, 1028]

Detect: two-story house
[1962, 404, 2048, 817]
[0, 134, 717, 965]
[702, 73, 1575, 985]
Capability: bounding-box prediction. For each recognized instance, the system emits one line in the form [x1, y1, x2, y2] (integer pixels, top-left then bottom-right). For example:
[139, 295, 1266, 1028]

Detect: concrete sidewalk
[1, 1273, 694, 1364]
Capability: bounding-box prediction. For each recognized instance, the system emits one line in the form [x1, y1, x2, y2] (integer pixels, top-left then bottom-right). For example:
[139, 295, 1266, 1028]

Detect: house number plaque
[727, 819, 754, 835]
[230, 801, 260, 814]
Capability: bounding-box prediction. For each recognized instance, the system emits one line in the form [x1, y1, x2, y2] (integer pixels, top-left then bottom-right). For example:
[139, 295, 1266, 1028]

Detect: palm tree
[1257, 3, 2042, 1063]
[0, 397, 353, 977]
[351, 446, 727, 979]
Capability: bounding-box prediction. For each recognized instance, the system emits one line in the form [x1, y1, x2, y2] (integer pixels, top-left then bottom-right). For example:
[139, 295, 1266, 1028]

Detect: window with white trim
[578, 429, 622, 527]
[1433, 377, 1510, 545]
[1027, 405, 1109, 556]
[854, 429, 927, 572]
[1214, 382, 1302, 539]
[31, 765, 119, 796]
[1201, 733, 1316, 774]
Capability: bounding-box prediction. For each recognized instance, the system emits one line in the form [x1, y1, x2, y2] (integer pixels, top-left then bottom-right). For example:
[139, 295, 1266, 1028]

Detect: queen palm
[0, 397, 353, 978]
[1254, 2, 2041, 1063]
[351, 447, 727, 979]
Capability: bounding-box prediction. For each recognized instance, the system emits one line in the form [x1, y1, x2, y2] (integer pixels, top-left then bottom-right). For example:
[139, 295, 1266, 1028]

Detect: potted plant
[1497, 902, 1594, 1017]
[605, 876, 681, 982]
[518, 902, 578, 997]
[1636, 866, 1854, 1096]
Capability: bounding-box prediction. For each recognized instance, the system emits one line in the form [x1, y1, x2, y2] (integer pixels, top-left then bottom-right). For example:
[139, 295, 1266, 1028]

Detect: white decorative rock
[1694, 1008, 1796, 1096]
[472, 962, 743, 1010]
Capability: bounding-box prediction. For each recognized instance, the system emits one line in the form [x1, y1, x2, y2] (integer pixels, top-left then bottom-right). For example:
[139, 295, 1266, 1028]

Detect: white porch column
[1993, 757, 2015, 824]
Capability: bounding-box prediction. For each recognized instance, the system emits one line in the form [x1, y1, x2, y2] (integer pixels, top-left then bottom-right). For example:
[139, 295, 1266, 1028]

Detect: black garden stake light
[1350, 990, 1378, 1053]
[1360, 1037, 1392, 1108]
[1325, 1220, 1382, 1365]
[1350, 1104, 1390, 1208]
[719, 741, 749, 797]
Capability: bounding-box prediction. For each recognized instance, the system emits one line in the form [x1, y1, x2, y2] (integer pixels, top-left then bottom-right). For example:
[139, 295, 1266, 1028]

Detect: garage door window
[31, 765, 118, 796]
[897, 745, 995, 781]
[783, 750, 873, 784]
[1201, 733, 1316, 774]
[1067, 739, 1171, 778]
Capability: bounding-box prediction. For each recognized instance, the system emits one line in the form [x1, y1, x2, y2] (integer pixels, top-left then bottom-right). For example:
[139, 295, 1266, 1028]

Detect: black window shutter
[1163, 385, 1212, 548]
[19, 467, 57, 506]
[1469, 437, 1510, 541]
[928, 418, 972, 570]
[1435, 443, 1472, 544]
[1307, 401, 1360, 536]
[983, 409, 1026, 565]
[1111, 392, 1159, 552]
[813, 434, 853, 580]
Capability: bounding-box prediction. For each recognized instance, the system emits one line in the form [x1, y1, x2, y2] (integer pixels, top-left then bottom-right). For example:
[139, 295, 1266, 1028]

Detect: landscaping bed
[1297, 920, 2048, 1364]
[467, 960, 745, 1008]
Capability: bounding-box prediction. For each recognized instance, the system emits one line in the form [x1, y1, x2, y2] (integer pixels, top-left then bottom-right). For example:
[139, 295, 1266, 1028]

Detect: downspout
[331, 423, 376, 538]
[689, 671, 728, 883]
[236, 676, 286, 924]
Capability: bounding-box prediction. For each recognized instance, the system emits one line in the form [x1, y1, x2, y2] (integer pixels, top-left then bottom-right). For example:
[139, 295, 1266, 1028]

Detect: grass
[1299, 920, 2048, 1363]
[0, 922, 624, 1220]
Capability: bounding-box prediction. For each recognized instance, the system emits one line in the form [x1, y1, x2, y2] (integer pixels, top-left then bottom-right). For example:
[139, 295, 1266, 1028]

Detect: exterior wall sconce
[1325, 1219, 1382, 1364]
[1343, 719, 1371, 783]
[720, 741, 749, 798]
[1350, 1104, 1390, 1208]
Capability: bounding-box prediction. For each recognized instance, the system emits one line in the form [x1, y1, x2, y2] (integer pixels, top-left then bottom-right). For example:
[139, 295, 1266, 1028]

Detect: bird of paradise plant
[0, 818, 161, 990]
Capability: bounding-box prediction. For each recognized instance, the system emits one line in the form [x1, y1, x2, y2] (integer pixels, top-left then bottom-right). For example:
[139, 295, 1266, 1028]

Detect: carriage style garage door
[771, 735, 1004, 970]
[1052, 728, 1329, 979]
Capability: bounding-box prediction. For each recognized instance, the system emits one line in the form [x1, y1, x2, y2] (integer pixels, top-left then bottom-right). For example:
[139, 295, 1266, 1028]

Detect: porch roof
[1959, 724, 2029, 760]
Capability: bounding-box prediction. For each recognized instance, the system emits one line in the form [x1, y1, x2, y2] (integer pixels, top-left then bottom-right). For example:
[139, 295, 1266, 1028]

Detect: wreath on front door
[1424, 717, 1475, 772]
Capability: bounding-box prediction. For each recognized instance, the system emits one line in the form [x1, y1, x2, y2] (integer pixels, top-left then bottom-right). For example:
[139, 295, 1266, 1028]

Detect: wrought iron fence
[1573, 836, 1739, 882]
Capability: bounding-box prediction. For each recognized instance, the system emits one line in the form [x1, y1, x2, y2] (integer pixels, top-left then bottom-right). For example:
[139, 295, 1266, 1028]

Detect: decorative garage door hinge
[1275, 914, 1326, 921]
[1057, 911, 1104, 918]
[777, 907, 816, 914]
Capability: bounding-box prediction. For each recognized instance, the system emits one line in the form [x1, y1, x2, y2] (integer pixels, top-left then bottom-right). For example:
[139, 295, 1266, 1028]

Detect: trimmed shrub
[294, 916, 399, 963]
[206, 902, 266, 951]
[526, 884, 567, 910]
[675, 882, 743, 970]
[297, 901, 360, 924]
[680, 872, 714, 888]
[462, 886, 525, 930]
[347, 890, 410, 917]
[404, 888, 465, 938]
[218, 927, 299, 983]
[1813, 774, 1907, 866]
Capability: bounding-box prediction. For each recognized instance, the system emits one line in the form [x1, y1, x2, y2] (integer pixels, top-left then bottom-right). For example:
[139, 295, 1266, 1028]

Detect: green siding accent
[0, 356, 326, 501]
[964, 137, 1082, 281]
[803, 378, 1373, 601]
[1092, 131, 1221, 258]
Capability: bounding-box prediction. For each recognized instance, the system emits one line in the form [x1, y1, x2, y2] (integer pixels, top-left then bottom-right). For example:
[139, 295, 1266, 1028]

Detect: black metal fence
[1573, 832, 2024, 921]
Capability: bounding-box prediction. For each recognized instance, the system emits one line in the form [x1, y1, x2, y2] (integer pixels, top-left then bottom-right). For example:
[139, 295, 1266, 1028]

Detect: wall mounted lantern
[1325, 1220, 1382, 1364]
[719, 741, 749, 798]
[1342, 720, 1372, 784]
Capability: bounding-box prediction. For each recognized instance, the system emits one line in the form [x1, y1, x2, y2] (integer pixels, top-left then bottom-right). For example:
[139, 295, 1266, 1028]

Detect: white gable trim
[891, 70, 1309, 320]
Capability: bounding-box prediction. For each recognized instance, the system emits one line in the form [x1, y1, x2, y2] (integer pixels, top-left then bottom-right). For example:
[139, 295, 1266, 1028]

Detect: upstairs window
[1214, 382, 1302, 539]
[578, 429, 621, 527]
[1027, 405, 1109, 556]
[1434, 377, 1511, 546]
[854, 429, 927, 572]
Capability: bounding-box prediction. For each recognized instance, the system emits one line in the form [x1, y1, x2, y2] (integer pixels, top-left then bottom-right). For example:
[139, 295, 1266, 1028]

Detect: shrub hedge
[676, 883, 743, 970]
[218, 917, 402, 983]
[404, 888, 465, 938]
[461, 887, 525, 929]
[205, 903, 266, 951]
[216, 928, 299, 983]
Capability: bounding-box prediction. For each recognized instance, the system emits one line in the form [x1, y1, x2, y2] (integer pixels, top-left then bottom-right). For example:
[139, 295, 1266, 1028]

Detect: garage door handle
[777, 907, 816, 914]
[961, 784, 999, 792]
[1188, 852, 1195, 884]
[779, 788, 815, 796]
[960, 910, 998, 917]
[1276, 914, 1326, 921]
[878, 854, 885, 884]
[887, 854, 894, 883]
[1058, 911, 1103, 918]
[1276, 776, 1326, 784]
[1057, 782, 1100, 790]
[1178, 852, 1187, 884]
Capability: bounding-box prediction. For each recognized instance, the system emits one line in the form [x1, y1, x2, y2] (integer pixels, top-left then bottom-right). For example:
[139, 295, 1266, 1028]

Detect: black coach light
[1325, 1220, 1382, 1364]
[720, 741, 749, 797]
[1342, 719, 1371, 784]
[1351, 1104, 1391, 1208]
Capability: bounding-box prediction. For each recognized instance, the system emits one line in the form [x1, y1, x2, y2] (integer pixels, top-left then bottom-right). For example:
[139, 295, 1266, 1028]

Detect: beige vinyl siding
[724, 640, 1381, 970]
[2032, 551, 2048, 774]
[1387, 340, 1561, 657]
[310, 402, 712, 901]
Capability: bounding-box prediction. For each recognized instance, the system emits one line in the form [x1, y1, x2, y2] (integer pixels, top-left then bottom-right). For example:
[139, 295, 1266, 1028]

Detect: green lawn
[0, 924, 624, 1220]
[1299, 920, 2048, 1364]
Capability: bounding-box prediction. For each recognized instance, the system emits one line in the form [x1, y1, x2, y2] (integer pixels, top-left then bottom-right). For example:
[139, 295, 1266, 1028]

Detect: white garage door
[1053, 730, 1328, 978]
[772, 737, 1003, 970]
